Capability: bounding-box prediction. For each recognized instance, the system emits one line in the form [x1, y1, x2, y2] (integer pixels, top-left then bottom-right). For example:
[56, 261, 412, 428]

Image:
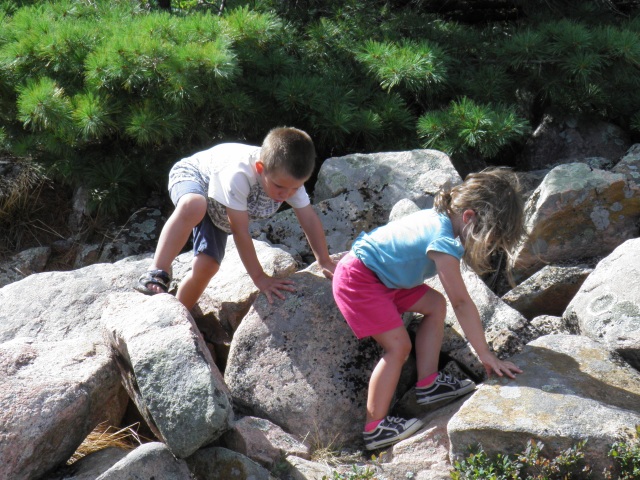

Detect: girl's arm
[429, 250, 522, 378]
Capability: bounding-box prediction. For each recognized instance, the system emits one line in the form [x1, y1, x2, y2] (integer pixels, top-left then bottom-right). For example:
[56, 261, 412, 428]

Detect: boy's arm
[429, 250, 522, 378]
[227, 207, 295, 304]
[294, 204, 336, 279]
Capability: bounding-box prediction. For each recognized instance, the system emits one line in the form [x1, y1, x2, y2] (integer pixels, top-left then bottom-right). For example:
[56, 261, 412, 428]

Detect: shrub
[452, 427, 640, 480]
[1, 0, 639, 217]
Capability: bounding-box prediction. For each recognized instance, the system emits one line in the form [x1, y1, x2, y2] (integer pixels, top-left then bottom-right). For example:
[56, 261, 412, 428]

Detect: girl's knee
[415, 288, 447, 319]
[387, 337, 412, 363]
[431, 290, 447, 317]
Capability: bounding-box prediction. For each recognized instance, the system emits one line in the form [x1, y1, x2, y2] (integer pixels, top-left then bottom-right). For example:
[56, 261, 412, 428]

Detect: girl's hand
[319, 258, 337, 279]
[479, 351, 523, 379]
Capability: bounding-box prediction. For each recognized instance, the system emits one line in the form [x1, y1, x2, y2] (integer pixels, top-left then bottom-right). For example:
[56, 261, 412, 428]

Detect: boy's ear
[255, 161, 264, 175]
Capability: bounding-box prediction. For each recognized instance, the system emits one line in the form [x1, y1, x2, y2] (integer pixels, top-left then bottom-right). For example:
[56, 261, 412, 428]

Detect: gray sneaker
[362, 416, 424, 450]
[415, 371, 476, 405]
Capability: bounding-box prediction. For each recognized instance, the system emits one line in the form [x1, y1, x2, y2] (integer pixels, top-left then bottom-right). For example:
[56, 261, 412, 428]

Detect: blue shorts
[169, 181, 228, 265]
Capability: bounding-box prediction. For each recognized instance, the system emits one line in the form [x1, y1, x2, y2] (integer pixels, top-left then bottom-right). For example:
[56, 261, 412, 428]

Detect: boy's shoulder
[197, 142, 259, 157]
[182, 143, 260, 172]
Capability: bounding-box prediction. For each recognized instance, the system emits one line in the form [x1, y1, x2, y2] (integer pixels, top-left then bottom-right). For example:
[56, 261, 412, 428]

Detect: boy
[135, 127, 336, 309]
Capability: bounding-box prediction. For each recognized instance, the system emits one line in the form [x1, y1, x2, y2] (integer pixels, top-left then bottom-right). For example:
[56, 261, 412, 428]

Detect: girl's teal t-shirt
[352, 209, 464, 289]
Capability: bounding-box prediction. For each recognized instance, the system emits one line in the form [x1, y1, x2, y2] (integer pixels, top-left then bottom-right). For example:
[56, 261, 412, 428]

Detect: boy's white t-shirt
[168, 143, 310, 233]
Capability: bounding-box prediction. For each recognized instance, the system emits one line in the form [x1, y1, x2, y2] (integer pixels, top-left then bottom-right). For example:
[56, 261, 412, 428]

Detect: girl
[332, 167, 525, 450]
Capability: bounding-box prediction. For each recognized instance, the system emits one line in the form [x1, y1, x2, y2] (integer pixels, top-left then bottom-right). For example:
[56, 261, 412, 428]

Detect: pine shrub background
[1, 0, 640, 217]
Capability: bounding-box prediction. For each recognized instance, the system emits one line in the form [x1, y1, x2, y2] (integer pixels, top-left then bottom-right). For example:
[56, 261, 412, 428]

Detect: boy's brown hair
[434, 167, 525, 282]
[260, 127, 316, 180]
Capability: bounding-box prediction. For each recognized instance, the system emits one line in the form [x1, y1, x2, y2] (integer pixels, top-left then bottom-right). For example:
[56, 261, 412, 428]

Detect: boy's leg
[368, 326, 413, 423]
[145, 193, 208, 293]
[176, 252, 220, 311]
[176, 212, 227, 310]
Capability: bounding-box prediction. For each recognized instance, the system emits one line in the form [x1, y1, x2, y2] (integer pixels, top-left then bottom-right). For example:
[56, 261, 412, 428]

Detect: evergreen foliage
[0, 0, 639, 216]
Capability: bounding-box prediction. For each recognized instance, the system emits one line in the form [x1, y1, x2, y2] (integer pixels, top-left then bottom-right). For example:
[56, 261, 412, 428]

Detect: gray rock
[96, 442, 192, 480]
[564, 238, 640, 370]
[0, 245, 50, 288]
[248, 149, 461, 261]
[187, 446, 274, 480]
[314, 149, 461, 205]
[0, 338, 127, 480]
[251, 188, 395, 262]
[501, 264, 593, 319]
[389, 198, 421, 222]
[101, 293, 233, 458]
[517, 115, 630, 171]
[528, 315, 573, 337]
[448, 334, 640, 476]
[280, 456, 334, 480]
[225, 261, 380, 446]
[49, 448, 128, 480]
[220, 416, 310, 469]
[512, 163, 640, 280]
[98, 208, 165, 265]
[613, 143, 640, 182]
[0, 256, 151, 344]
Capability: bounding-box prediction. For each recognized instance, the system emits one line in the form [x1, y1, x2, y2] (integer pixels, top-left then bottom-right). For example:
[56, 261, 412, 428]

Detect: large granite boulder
[512, 163, 639, 280]
[448, 334, 640, 476]
[564, 237, 640, 370]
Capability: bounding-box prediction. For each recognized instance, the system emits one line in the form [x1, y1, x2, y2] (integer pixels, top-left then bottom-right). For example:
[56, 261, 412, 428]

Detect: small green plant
[452, 429, 640, 480]
[451, 439, 591, 480]
[322, 464, 377, 480]
[518, 439, 591, 479]
[604, 425, 640, 480]
[451, 446, 521, 480]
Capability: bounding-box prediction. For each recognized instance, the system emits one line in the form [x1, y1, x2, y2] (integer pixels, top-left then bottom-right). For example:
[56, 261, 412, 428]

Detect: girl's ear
[462, 209, 476, 225]
[255, 161, 264, 175]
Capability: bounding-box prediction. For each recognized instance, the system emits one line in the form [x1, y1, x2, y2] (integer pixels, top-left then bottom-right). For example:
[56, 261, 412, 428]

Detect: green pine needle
[17, 77, 73, 133]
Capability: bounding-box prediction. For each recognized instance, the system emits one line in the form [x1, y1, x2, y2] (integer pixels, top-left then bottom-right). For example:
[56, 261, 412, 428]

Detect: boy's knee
[192, 254, 220, 280]
[176, 193, 207, 219]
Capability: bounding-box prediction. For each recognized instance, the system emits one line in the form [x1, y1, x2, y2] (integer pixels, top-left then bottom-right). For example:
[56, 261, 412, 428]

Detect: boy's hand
[479, 351, 522, 379]
[254, 273, 296, 304]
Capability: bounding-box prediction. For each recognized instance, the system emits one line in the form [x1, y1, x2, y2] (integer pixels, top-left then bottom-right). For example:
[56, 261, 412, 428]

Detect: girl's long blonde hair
[434, 167, 524, 281]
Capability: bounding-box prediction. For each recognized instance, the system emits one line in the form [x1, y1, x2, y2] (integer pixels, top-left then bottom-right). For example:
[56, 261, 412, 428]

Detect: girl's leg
[407, 288, 447, 381]
[176, 252, 220, 311]
[147, 193, 208, 293]
[367, 326, 413, 423]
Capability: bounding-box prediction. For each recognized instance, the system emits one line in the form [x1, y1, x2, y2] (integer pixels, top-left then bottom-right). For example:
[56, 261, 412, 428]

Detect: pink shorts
[332, 252, 429, 339]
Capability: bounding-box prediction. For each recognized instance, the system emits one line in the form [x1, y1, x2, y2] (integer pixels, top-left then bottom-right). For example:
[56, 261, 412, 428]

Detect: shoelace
[439, 373, 457, 384]
[386, 416, 406, 425]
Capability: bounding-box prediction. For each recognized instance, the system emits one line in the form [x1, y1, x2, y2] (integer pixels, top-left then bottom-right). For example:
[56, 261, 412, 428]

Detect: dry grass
[66, 422, 149, 465]
[304, 425, 364, 468]
[0, 157, 44, 220]
[0, 157, 75, 260]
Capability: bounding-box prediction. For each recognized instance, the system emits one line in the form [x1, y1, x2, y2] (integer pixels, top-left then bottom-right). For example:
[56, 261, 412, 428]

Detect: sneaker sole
[416, 382, 476, 405]
[364, 420, 424, 450]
